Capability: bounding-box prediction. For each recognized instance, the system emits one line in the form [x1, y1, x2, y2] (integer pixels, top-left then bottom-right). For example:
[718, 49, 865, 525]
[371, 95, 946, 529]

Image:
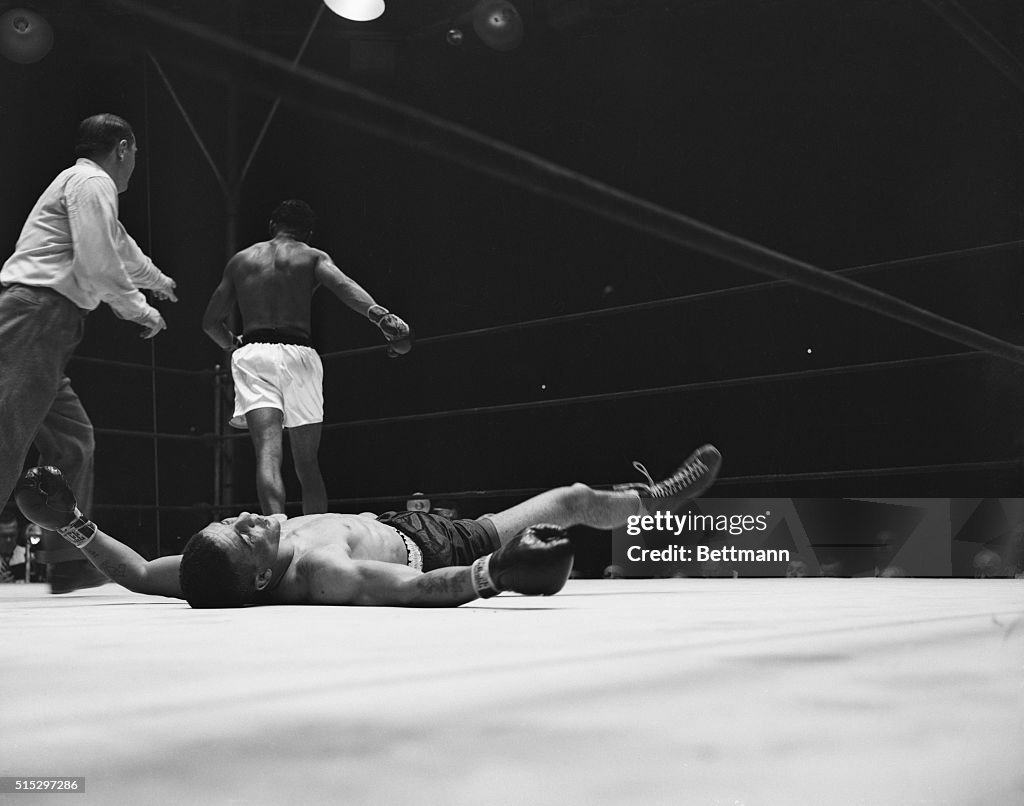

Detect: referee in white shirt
[0, 113, 177, 593]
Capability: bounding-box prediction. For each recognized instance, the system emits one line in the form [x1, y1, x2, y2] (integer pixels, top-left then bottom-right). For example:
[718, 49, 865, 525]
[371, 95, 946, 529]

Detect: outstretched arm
[202, 257, 240, 350]
[16, 466, 184, 599]
[78, 531, 183, 599]
[313, 253, 412, 356]
[313, 253, 378, 316]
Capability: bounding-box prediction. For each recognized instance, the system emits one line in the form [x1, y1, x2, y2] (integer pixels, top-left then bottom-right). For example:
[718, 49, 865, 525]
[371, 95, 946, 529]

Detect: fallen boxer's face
[234, 512, 280, 551]
[208, 512, 281, 565]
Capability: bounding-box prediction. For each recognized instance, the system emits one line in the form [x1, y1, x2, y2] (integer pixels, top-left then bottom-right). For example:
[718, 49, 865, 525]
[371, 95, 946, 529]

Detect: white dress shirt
[1, 158, 170, 322]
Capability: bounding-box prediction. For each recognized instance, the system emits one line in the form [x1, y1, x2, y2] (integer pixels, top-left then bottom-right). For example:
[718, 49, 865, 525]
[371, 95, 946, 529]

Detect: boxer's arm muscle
[202, 258, 241, 350]
[78, 529, 183, 599]
[307, 556, 477, 607]
[313, 254, 378, 317]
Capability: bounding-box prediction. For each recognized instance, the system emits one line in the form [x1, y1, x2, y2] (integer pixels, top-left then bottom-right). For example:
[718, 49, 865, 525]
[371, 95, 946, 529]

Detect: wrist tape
[367, 304, 389, 324]
[57, 514, 97, 548]
[470, 555, 499, 599]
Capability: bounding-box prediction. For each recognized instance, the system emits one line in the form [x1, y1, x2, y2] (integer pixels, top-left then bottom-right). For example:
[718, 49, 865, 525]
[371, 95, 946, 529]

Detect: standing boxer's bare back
[228, 236, 325, 337]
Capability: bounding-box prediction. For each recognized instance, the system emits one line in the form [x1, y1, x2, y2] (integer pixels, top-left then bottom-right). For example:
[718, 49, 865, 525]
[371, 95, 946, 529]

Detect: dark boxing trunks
[376, 511, 501, 572]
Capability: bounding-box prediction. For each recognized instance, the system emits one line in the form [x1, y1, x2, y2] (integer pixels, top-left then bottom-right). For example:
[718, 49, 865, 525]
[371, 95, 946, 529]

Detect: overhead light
[323, 0, 385, 23]
[0, 8, 54, 64]
[472, 0, 523, 51]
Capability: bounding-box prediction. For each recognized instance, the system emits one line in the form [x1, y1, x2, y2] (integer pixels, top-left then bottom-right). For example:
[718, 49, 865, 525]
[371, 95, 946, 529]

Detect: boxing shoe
[615, 444, 722, 509]
[471, 524, 574, 599]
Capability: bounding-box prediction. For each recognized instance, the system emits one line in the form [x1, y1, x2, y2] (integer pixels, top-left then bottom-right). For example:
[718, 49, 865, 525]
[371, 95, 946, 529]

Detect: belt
[241, 329, 311, 347]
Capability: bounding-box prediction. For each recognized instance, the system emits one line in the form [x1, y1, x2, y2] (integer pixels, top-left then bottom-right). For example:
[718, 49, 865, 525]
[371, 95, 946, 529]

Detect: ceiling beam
[919, 0, 1024, 95]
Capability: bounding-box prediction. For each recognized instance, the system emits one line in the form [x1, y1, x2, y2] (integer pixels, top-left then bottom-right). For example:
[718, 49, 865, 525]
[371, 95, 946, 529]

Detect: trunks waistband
[390, 526, 423, 572]
[241, 329, 311, 347]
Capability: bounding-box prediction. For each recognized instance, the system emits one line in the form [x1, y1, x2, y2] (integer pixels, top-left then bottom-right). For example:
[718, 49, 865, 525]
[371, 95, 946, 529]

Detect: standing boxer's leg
[282, 345, 326, 514]
[289, 422, 327, 514]
[246, 407, 286, 515]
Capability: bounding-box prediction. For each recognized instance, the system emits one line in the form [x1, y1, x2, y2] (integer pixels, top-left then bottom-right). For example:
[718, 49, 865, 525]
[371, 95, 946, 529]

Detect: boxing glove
[367, 304, 412, 358]
[385, 325, 413, 359]
[15, 466, 97, 548]
[471, 524, 574, 598]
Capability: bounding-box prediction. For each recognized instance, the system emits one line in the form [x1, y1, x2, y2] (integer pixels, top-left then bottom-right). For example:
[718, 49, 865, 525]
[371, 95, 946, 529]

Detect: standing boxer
[0, 113, 177, 593]
[202, 200, 411, 516]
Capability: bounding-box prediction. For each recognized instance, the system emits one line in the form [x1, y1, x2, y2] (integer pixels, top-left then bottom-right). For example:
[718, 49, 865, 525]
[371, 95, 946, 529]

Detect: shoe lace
[631, 461, 656, 488]
[656, 456, 709, 495]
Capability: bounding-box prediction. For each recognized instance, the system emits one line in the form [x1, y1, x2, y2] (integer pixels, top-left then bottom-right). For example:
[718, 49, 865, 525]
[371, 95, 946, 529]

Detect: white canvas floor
[1, 578, 1022, 806]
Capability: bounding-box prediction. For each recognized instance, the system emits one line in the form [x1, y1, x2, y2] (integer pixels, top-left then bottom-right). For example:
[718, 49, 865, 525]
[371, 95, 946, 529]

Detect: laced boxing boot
[615, 444, 722, 512]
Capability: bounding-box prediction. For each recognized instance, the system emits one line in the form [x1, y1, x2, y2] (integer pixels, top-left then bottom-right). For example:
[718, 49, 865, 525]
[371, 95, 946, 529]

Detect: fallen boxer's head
[179, 513, 282, 608]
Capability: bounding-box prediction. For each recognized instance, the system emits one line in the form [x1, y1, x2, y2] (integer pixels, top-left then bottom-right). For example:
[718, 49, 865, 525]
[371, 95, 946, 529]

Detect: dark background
[2, 0, 1023, 573]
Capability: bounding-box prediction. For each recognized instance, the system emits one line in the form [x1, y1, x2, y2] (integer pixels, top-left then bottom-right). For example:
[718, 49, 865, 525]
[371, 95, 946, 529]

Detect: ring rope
[719, 459, 1024, 486]
[838, 238, 1024, 273]
[65, 236, 1021, 376]
[86, 1, 1024, 366]
[92, 427, 208, 442]
[70, 355, 212, 376]
[319, 239, 1024, 362]
[73, 236, 1021, 377]
[92, 502, 211, 512]
[143, 456, 1020, 515]
[308, 351, 984, 434]
[100, 350, 983, 444]
[328, 459, 1023, 503]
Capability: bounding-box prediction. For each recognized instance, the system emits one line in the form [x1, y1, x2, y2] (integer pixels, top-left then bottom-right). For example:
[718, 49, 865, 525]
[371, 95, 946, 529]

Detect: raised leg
[245, 407, 286, 515]
[487, 483, 641, 545]
[287, 422, 327, 514]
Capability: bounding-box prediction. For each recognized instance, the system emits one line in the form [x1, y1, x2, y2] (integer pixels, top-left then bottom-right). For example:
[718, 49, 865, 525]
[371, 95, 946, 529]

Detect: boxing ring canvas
[2, 578, 1021, 806]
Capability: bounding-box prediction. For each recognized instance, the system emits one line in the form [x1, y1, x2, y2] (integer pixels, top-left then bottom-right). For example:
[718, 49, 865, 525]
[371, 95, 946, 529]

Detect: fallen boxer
[15, 444, 721, 608]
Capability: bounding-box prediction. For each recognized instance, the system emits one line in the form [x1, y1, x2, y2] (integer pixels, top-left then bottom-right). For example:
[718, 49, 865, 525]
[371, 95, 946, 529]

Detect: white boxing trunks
[230, 342, 324, 429]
